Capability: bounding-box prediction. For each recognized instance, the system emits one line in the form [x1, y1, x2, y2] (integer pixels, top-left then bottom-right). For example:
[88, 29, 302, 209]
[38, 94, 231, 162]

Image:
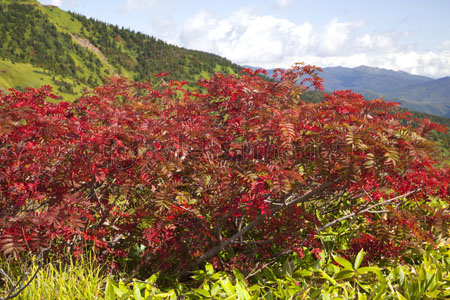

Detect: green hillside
[0, 0, 242, 99]
[0, 59, 85, 101]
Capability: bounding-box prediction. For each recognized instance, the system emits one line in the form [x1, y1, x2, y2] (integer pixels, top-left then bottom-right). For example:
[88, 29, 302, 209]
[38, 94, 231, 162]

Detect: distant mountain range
[246, 65, 450, 117]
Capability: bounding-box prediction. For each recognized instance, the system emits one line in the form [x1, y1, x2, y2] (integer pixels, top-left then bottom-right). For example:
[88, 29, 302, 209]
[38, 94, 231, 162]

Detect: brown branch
[272, 188, 421, 260]
[187, 174, 348, 273]
[312, 188, 420, 235]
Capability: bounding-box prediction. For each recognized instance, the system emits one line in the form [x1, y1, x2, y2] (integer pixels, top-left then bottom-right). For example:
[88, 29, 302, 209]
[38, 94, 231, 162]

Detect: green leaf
[398, 267, 405, 285]
[211, 282, 221, 297]
[235, 281, 250, 300]
[335, 269, 354, 280]
[133, 284, 144, 300]
[354, 249, 365, 270]
[355, 279, 372, 294]
[264, 290, 274, 300]
[282, 258, 293, 276]
[221, 278, 236, 296]
[192, 288, 211, 297]
[233, 268, 246, 284]
[205, 263, 214, 276]
[373, 283, 387, 300]
[334, 256, 354, 270]
[318, 269, 337, 285]
[105, 278, 117, 300]
[357, 292, 368, 300]
[114, 281, 132, 298]
[357, 265, 385, 284]
[146, 274, 158, 285]
[396, 291, 408, 300]
[423, 272, 437, 292]
[294, 269, 313, 277]
[357, 266, 381, 274]
[154, 290, 177, 300]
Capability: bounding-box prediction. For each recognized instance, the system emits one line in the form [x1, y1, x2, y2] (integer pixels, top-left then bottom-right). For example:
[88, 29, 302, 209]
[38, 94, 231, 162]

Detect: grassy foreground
[2, 242, 450, 300]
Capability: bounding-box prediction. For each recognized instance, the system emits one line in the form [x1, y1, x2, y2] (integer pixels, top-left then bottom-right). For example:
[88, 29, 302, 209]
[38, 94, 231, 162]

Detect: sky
[38, 0, 450, 78]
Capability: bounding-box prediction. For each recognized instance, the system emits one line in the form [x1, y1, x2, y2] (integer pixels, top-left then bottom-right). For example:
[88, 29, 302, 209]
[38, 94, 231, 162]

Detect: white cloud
[178, 9, 313, 67]
[298, 51, 450, 78]
[316, 17, 363, 56]
[174, 10, 450, 78]
[356, 33, 396, 53]
[176, 11, 363, 68]
[382, 51, 450, 78]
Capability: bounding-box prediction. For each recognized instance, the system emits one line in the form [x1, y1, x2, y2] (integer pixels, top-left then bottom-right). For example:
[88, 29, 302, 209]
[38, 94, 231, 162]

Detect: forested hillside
[0, 0, 242, 99]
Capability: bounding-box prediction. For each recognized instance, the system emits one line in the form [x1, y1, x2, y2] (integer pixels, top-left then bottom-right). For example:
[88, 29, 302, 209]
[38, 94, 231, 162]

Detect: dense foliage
[1, 65, 449, 287]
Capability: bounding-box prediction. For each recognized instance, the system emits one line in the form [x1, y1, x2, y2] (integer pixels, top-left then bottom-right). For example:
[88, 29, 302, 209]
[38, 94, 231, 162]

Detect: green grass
[37, 3, 84, 35]
[0, 59, 50, 91]
[0, 59, 87, 101]
[1, 254, 106, 300]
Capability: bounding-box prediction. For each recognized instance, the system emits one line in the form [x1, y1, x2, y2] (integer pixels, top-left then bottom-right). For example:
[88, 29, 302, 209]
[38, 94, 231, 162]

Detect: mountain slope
[392, 77, 450, 103]
[320, 66, 433, 96]
[0, 0, 242, 100]
[320, 66, 450, 117]
[320, 67, 450, 117]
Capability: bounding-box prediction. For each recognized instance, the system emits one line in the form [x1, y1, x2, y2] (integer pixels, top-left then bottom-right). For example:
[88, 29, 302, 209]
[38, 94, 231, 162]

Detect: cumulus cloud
[177, 10, 362, 67]
[316, 17, 364, 56]
[178, 9, 313, 67]
[174, 9, 450, 78]
[356, 33, 396, 53]
[383, 51, 450, 78]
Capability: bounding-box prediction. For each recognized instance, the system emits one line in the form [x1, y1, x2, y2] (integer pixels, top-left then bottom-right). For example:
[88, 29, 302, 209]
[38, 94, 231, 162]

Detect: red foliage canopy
[0, 65, 449, 274]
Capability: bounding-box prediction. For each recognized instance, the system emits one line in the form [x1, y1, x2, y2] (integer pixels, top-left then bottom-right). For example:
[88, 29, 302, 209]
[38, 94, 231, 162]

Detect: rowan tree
[0, 65, 448, 277]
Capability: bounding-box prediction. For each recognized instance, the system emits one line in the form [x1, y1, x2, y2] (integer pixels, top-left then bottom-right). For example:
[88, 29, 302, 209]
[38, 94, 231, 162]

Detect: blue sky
[38, 0, 450, 78]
